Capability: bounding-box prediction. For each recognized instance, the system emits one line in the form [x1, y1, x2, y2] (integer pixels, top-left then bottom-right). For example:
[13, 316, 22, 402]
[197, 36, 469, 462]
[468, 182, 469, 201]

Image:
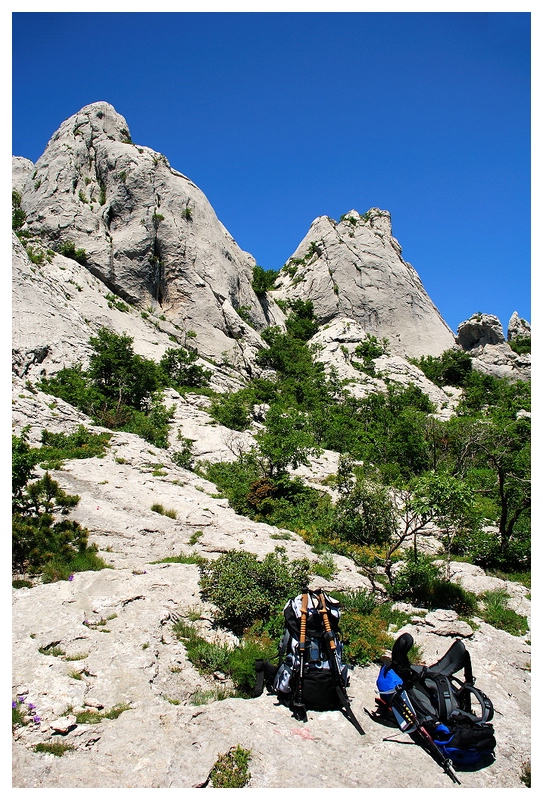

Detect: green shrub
[172, 436, 195, 470]
[57, 241, 87, 266]
[210, 745, 251, 788]
[12, 465, 107, 579]
[199, 548, 311, 634]
[123, 399, 173, 448]
[412, 349, 472, 387]
[203, 458, 261, 516]
[427, 580, 477, 614]
[509, 335, 530, 355]
[12, 190, 26, 231]
[25, 244, 46, 265]
[340, 610, 393, 666]
[334, 476, 396, 547]
[159, 347, 211, 389]
[105, 292, 130, 312]
[353, 335, 388, 367]
[389, 552, 442, 603]
[252, 265, 278, 296]
[209, 391, 253, 431]
[33, 742, 74, 757]
[334, 588, 377, 615]
[390, 552, 477, 613]
[480, 589, 529, 636]
[37, 426, 111, 469]
[312, 552, 337, 580]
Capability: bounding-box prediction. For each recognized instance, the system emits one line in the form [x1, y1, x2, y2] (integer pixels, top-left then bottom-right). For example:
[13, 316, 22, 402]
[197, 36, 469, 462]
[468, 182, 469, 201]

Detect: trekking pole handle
[299, 592, 308, 653]
[318, 591, 337, 651]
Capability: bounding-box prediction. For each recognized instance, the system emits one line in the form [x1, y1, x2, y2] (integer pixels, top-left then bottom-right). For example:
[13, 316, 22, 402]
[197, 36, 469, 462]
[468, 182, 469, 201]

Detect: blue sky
[12, 10, 531, 335]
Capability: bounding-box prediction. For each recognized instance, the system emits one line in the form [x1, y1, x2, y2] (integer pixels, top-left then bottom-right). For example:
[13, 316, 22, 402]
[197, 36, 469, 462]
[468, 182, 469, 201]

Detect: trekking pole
[317, 590, 365, 736]
[292, 590, 308, 721]
[391, 691, 460, 785]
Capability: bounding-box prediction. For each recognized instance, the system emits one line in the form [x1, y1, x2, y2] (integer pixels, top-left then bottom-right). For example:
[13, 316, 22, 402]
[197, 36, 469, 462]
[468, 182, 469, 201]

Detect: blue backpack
[372, 633, 495, 781]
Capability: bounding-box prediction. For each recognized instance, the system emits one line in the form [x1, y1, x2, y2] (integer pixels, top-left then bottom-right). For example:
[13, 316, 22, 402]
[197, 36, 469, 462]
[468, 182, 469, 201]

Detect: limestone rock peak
[273, 208, 455, 358]
[17, 102, 283, 367]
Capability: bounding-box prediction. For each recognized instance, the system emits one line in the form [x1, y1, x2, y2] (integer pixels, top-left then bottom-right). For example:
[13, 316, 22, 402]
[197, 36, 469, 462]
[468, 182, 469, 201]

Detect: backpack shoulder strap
[430, 673, 457, 722]
[253, 660, 278, 697]
[454, 684, 494, 723]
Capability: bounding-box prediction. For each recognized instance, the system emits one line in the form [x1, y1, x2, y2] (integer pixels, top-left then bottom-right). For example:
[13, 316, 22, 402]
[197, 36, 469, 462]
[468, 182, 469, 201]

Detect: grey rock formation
[12, 156, 34, 195]
[456, 313, 530, 380]
[507, 311, 531, 342]
[457, 313, 506, 349]
[273, 209, 455, 358]
[16, 102, 284, 367]
[308, 318, 460, 418]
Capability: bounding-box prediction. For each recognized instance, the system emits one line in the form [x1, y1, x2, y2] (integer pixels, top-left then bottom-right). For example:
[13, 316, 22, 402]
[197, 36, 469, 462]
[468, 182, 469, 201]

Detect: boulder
[456, 313, 505, 349]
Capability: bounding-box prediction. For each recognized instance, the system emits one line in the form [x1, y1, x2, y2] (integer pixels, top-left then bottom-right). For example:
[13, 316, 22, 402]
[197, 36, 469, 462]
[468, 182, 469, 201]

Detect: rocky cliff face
[16, 102, 284, 366]
[273, 209, 456, 358]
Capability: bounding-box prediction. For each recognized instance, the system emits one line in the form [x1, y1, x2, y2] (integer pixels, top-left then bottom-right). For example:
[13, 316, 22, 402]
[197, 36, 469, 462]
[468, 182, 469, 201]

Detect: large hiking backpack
[254, 588, 364, 735]
[373, 632, 496, 771]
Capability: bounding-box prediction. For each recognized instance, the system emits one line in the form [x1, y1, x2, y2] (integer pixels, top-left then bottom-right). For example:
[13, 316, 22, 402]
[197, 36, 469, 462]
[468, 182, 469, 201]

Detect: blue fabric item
[376, 666, 403, 693]
[438, 746, 492, 766]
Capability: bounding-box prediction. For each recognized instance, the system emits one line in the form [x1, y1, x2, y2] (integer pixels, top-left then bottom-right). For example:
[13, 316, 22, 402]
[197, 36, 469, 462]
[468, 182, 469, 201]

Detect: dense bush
[12, 450, 107, 580]
[389, 551, 477, 613]
[37, 329, 181, 446]
[412, 349, 473, 387]
[509, 335, 530, 355]
[12, 190, 26, 231]
[209, 390, 253, 431]
[159, 347, 211, 389]
[334, 476, 396, 547]
[198, 548, 311, 634]
[339, 610, 393, 666]
[252, 266, 278, 296]
[57, 240, 87, 265]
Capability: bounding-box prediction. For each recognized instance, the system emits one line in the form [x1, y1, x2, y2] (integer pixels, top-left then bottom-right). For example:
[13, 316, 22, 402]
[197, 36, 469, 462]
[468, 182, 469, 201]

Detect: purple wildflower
[17, 696, 25, 703]
[32, 716, 41, 723]
[27, 703, 36, 710]
[68, 574, 74, 581]
[12, 701, 17, 709]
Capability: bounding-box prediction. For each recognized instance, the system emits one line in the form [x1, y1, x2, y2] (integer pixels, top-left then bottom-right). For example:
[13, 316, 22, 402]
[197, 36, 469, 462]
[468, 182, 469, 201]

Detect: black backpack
[373, 632, 495, 776]
[254, 588, 365, 735]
